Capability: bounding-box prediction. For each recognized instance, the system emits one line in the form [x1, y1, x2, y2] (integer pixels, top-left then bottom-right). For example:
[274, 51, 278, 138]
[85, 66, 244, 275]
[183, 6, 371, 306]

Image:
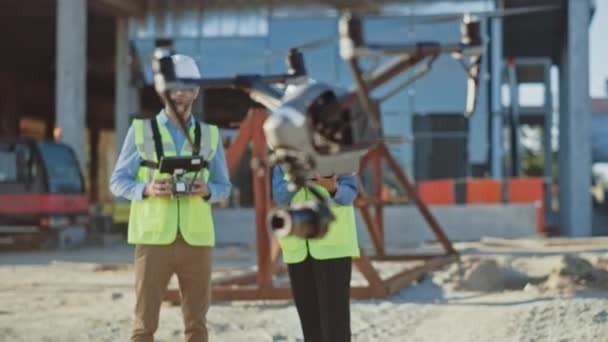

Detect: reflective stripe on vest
[277, 176, 360, 264]
[128, 116, 220, 246]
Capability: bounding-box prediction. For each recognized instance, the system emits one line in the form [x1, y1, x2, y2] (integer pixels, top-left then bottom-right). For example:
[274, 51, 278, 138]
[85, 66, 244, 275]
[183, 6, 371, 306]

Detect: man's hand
[144, 179, 173, 198]
[187, 178, 211, 198]
[313, 174, 338, 195]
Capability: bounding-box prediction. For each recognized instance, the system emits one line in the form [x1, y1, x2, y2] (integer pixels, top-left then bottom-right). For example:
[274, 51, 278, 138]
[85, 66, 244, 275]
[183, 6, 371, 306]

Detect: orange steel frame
[165, 109, 458, 303]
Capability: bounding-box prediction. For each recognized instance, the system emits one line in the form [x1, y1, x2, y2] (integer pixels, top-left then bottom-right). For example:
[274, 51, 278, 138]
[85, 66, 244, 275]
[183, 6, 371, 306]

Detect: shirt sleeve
[331, 175, 359, 205]
[109, 125, 147, 201]
[206, 136, 232, 203]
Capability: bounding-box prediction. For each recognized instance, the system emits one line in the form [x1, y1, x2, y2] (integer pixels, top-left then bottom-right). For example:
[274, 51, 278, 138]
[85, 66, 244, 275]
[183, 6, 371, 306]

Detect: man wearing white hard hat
[110, 54, 231, 342]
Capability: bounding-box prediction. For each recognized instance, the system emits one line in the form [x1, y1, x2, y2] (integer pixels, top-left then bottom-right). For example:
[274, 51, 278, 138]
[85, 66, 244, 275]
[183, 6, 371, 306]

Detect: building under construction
[0, 0, 598, 237]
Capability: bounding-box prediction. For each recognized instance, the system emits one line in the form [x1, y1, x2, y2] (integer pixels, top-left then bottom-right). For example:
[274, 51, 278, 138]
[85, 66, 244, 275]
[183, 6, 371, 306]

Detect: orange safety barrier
[508, 177, 543, 203]
[417, 177, 546, 234]
[466, 178, 502, 204]
[417, 179, 455, 205]
[508, 177, 545, 234]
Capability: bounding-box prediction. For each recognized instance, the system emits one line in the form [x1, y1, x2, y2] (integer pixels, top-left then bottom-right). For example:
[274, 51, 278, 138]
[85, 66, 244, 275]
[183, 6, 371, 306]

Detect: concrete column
[558, 0, 592, 236]
[115, 17, 136, 156]
[490, 15, 504, 178]
[55, 0, 87, 173]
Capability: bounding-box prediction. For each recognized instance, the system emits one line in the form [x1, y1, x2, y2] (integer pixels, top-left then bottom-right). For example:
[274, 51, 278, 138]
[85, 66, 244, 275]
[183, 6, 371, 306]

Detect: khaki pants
[131, 236, 212, 342]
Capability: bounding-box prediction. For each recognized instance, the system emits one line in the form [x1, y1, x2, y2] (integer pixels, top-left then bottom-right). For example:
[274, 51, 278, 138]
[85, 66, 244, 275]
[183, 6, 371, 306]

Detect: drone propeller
[405, 4, 560, 24]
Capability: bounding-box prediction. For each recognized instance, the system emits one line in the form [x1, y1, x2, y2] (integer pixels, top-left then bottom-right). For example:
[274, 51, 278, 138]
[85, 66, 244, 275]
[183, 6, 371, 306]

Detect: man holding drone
[110, 54, 231, 342]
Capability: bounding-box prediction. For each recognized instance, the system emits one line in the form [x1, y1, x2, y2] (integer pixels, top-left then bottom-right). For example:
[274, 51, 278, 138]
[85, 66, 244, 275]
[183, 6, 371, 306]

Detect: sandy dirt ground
[2, 240, 608, 342]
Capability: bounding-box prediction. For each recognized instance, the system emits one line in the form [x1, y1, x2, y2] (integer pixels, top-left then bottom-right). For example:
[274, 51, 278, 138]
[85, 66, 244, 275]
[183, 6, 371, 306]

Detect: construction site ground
[2, 237, 608, 342]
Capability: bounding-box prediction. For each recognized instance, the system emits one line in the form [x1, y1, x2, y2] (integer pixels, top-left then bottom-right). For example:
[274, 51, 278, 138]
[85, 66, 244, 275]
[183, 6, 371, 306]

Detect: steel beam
[558, 0, 592, 237]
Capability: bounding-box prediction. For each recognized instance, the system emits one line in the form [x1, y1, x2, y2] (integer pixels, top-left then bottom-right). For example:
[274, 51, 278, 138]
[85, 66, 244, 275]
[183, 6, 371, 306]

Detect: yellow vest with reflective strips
[278, 178, 360, 264]
[128, 116, 219, 246]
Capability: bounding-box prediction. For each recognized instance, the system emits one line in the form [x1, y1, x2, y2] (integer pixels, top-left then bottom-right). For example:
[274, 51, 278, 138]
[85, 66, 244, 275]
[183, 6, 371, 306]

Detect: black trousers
[287, 255, 352, 342]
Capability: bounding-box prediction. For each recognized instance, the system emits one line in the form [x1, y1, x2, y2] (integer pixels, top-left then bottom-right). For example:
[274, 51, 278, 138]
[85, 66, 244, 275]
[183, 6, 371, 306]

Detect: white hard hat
[171, 54, 201, 79]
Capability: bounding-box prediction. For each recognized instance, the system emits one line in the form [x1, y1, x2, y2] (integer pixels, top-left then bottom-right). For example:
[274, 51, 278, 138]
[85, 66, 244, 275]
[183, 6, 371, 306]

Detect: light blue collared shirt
[271, 166, 358, 206]
[110, 110, 231, 203]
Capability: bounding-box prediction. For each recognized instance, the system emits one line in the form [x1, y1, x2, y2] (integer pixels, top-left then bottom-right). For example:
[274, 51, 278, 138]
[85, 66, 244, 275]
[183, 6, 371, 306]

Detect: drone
[151, 6, 558, 238]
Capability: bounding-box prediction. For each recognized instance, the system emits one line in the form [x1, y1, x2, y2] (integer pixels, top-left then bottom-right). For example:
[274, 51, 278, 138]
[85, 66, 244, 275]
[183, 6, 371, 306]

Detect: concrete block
[212, 204, 538, 246]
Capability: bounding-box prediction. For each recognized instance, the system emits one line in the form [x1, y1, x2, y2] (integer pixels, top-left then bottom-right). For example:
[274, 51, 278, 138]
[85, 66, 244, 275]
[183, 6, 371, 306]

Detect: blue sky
[590, 0, 607, 97]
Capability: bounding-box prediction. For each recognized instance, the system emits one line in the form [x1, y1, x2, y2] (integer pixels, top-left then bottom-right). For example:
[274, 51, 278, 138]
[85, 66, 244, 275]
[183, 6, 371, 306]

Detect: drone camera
[267, 201, 334, 239]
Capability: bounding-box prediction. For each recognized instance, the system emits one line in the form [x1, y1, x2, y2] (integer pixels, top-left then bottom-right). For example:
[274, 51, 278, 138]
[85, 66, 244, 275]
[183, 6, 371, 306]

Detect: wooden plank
[480, 236, 608, 248]
[479, 237, 545, 249]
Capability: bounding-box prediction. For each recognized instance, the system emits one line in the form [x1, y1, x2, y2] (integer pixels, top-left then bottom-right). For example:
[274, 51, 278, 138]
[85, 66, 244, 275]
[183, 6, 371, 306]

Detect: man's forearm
[331, 177, 358, 205]
[109, 125, 147, 201]
[110, 177, 147, 201]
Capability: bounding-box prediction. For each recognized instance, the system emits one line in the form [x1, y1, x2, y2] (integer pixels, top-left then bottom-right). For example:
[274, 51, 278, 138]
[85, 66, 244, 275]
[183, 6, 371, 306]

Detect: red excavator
[0, 138, 90, 249]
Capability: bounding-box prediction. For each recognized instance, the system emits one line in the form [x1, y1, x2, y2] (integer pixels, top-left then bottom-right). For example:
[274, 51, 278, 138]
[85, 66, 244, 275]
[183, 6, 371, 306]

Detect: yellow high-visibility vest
[278, 180, 360, 264]
[127, 116, 219, 246]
